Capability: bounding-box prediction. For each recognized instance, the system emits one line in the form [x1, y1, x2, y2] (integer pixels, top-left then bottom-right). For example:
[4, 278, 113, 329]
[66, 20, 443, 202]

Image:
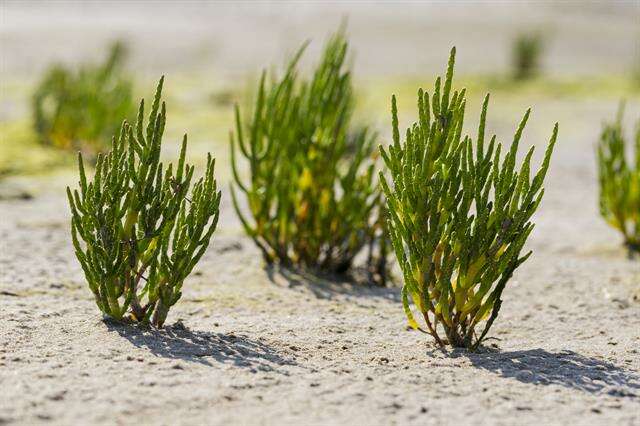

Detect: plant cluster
[33, 41, 133, 157]
[230, 31, 388, 282]
[380, 47, 558, 350]
[67, 78, 221, 327]
[512, 32, 544, 81]
[597, 105, 640, 254]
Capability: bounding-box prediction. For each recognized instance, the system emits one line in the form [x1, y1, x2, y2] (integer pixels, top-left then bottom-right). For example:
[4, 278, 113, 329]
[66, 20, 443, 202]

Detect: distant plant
[633, 36, 640, 88]
[380, 47, 558, 350]
[597, 104, 639, 254]
[633, 56, 640, 88]
[230, 31, 388, 283]
[512, 32, 544, 80]
[67, 78, 221, 327]
[33, 41, 133, 157]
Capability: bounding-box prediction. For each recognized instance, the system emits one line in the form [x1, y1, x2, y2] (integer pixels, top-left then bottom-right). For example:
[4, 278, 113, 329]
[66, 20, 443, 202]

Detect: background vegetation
[597, 105, 640, 254]
[32, 41, 133, 158]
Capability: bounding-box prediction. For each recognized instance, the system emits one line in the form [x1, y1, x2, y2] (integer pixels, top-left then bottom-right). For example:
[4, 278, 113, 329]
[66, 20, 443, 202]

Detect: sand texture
[1, 2, 639, 425]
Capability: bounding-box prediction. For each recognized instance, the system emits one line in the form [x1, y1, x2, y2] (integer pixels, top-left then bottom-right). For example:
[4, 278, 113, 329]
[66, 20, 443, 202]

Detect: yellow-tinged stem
[454, 254, 486, 310]
[433, 243, 443, 279]
[123, 210, 139, 239]
[410, 290, 424, 313]
[141, 237, 158, 263]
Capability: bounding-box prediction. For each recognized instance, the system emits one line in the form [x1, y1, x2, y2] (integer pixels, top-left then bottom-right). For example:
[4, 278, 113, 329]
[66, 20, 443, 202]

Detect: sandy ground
[2, 2, 640, 426]
[1, 101, 640, 426]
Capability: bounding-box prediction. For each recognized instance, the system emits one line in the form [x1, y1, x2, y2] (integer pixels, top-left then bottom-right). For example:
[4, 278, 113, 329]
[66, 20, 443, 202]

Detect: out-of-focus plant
[33, 41, 133, 157]
[67, 78, 221, 327]
[597, 104, 639, 254]
[230, 30, 388, 283]
[380, 47, 558, 350]
[633, 58, 640, 88]
[512, 32, 544, 81]
[633, 36, 640, 88]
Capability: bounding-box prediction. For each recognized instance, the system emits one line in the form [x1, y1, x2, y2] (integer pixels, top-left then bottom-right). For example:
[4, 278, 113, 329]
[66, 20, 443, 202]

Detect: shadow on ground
[464, 348, 640, 398]
[105, 319, 297, 372]
[266, 264, 400, 302]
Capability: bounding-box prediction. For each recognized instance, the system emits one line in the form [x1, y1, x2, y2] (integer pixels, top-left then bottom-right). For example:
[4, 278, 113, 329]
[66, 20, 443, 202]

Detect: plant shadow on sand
[105, 319, 297, 372]
[459, 348, 640, 398]
[265, 264, 400, 303]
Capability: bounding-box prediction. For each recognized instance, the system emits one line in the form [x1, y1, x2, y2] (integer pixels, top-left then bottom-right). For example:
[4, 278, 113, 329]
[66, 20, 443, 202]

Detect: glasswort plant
[597, 105, 639, 254]
[380, 48, 558, 350]
[512, 32, 544, 81]
[67, 77, 221, 327]
[230, 31, 388, 281]
[33, 41, 133, 157]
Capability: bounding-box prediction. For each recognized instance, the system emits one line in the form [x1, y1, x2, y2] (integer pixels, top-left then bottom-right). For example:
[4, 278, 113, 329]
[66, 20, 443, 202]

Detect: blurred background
[1, 0, 639, 196]
[2, 2, 638, 76]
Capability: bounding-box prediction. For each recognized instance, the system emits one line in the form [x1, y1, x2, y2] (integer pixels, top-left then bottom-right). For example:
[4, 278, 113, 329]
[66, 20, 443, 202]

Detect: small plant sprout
[380, 47, 558, 350]
[230, 30, 388, 282]
[512, 32, 544, 81]
[597, 104, 640, 254]
[33, 41, 133, 157]
[67, 77, 221, 327]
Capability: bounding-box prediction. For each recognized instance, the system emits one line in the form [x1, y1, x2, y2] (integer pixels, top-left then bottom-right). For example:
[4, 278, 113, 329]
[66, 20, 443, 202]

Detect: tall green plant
[67, 78, 221, 327]
[230, 31, 388, 281]
[380, 48, 558, 350]
[33, 41, 133, 157]
[597, 105, 640, 254]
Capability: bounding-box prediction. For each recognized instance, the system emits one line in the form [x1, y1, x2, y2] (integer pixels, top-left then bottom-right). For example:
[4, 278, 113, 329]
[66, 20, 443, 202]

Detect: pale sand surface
[1, 2, 640, 425]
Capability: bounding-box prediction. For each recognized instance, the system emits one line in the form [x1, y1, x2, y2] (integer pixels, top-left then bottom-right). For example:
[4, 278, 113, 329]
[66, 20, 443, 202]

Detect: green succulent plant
[33, 41, 133, 157]
[597, 104, 640, 254]
[67, 77, 221, 327]
[230, 30, 388, 282]
[380, 47, 558, 350]
[512, 32, 544, 81]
